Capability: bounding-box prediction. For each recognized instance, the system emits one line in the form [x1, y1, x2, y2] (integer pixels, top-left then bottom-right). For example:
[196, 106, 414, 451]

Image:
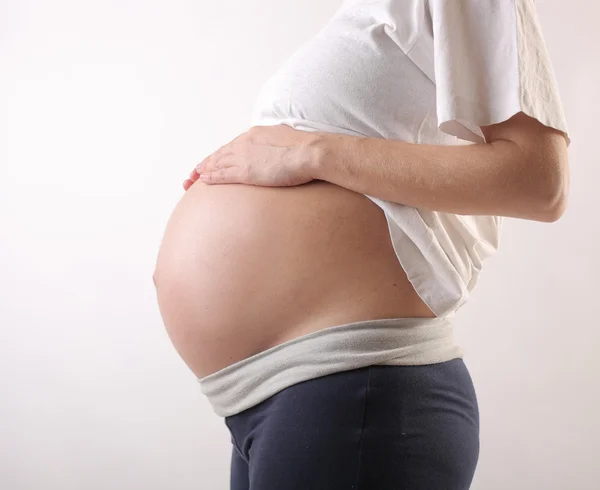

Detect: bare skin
[153, 178, 435, 379]
[154, 112, 569, 380]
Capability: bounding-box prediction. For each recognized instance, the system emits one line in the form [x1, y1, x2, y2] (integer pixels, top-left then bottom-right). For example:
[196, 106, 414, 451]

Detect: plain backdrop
[1, 0, 598, 489]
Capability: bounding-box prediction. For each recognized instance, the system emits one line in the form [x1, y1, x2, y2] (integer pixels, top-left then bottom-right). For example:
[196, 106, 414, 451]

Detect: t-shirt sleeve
[428, 0, 570, 145]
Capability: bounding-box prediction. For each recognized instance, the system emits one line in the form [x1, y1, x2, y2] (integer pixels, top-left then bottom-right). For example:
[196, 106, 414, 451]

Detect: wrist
[303, 131, 338, 181]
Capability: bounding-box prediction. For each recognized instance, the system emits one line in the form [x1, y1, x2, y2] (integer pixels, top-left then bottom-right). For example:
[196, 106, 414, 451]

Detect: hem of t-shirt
[438, 93, 570, 147]
[375, 203, 469, 319]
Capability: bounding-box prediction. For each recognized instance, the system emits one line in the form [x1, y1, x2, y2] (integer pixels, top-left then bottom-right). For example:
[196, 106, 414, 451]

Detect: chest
[250, 1, 437, 141]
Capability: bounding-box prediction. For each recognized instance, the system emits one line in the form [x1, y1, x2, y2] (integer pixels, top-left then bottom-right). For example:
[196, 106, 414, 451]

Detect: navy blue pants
[224, 358, 479, 489]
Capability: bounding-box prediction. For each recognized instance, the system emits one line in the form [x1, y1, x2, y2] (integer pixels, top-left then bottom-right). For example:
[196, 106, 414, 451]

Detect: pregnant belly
[153, 179, 434, 379]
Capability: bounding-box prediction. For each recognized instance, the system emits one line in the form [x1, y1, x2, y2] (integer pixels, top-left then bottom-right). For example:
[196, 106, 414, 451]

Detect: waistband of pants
[197, 316, 462, 417]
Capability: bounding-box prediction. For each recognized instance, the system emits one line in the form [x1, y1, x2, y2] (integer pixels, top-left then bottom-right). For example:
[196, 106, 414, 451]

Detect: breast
[249, 12, 430, 143]
[153, 179, 434, 379]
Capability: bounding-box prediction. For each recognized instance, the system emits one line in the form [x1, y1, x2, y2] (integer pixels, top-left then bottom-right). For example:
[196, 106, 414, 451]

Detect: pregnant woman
[153, 0, 570, 488]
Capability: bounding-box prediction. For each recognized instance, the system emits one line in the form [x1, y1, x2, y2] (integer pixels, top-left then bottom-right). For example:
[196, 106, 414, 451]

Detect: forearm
[308, 133, 567, 222]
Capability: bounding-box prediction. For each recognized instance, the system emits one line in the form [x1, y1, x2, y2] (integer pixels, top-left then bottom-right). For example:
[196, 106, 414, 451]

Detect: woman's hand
[183, 125, 321, 191]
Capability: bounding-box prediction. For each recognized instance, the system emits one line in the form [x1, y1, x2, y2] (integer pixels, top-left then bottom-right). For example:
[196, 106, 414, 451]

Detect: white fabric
[200, 316, 460, 417]
[250, 0, 569, 318]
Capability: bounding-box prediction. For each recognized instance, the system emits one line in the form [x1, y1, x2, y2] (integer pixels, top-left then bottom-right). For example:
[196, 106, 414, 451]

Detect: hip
[226, 358, 479, 490]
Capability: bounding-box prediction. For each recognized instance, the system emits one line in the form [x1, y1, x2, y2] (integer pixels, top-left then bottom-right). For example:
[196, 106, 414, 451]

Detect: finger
[189, 169, 201, 183]
[183, 179, 193, 191]
[198, 166, 242, 185]
[196, 149, 221, 173]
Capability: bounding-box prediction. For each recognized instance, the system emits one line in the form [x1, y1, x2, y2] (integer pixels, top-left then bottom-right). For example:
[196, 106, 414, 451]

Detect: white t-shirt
[250, 0, 570, 318]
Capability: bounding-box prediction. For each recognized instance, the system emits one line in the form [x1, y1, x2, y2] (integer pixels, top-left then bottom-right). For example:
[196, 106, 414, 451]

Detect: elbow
[538, 188, 568, 222]
[535, 159, 570, 223]
[490, 116, 570, 223]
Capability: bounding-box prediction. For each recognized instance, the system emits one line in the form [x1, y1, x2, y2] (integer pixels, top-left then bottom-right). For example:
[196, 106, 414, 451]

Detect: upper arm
[480, 111, 567, 151]
[427, 0, 571, 220]
[481, 111, 570, 220]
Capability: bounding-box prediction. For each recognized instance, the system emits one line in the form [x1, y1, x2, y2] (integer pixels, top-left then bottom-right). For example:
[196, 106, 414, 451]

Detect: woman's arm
[310, 112, 569, 222]
[191, 112, 569, 222]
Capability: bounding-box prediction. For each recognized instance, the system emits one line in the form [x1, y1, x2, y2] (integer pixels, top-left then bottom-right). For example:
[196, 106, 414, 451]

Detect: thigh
[225, 359, 479, 490]
[230, 444, 250, 490]
[226, 367, 371, 489]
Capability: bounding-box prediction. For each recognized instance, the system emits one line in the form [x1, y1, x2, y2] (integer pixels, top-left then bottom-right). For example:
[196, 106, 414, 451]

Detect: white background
[1, 0, 598, 488]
